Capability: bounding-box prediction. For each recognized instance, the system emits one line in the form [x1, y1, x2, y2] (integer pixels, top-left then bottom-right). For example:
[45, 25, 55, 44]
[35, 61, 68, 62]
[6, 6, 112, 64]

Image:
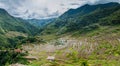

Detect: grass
[5, 31, 28, 38]
[28, 57, 120, 66]
[87, 60, 120, 66]
[39, 34, 59, 41]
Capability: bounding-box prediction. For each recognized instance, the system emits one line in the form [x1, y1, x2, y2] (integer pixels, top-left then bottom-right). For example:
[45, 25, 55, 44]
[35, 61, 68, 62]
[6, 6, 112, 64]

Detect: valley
[0, 2, 120, 66]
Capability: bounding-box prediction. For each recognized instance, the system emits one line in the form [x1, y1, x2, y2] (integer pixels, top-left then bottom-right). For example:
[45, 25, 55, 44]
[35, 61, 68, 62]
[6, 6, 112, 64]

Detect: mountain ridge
[0, 8, 39, 49]
[60, 2, 120, 19]
[40, 2, 120, 37]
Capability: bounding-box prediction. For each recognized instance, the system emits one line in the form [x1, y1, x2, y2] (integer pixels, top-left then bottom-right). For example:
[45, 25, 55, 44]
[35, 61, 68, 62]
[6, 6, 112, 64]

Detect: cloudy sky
[0, 0, 120, 19]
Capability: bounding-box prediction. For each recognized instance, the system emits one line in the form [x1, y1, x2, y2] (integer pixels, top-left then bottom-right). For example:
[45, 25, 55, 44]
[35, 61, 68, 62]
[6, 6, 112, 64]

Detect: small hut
[47, 56, 55, 61]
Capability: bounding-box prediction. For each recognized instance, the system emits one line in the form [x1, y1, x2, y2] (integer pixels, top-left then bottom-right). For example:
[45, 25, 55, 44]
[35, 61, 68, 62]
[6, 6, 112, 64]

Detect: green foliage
[0, 35, 26, 49]
[79, 24, 100, 34]
[21, 36, 46, 44]
[0, 50, 28, 66]
[66, 48, 79, 62]
[81, 61, 88, 66]
[99, 9, 120, 26]
[0, 34, 10, 49]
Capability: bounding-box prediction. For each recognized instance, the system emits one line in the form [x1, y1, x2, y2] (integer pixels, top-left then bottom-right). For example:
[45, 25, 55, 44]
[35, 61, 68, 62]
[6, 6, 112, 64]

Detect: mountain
[1, 2, 120, 66]
[0, 9, 39, 35]
[40, 2, 120, 36]
[60, 2, 119, 19]
[26, 18, 55, 28]
[0, 8, 39, 49]
[25, 2, 120, 66]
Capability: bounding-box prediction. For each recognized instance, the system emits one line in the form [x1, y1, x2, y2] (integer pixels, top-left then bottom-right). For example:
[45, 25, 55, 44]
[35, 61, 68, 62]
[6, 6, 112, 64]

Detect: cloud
[0, 0, 120, 19]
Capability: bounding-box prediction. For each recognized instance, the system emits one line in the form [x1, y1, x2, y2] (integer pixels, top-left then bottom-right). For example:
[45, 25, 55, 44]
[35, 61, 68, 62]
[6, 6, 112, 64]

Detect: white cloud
[0, 0, 120, 19]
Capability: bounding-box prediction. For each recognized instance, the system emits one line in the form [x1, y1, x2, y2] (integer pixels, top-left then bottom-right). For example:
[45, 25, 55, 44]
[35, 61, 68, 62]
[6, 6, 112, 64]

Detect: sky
[0, 0, 120, 19]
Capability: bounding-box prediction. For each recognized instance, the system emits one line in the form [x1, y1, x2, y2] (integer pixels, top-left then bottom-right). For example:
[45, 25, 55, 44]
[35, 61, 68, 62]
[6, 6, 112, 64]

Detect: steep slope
[0, 8, 38, 35]
[40, 2, 120, 37]
[0, 8, 39, 49]
[60, 2, 119, 19]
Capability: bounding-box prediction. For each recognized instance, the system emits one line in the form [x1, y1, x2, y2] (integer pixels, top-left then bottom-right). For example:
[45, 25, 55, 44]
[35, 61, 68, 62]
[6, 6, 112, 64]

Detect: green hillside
[0, 8, 39, 49]
[0, 9, 38, 35]
[40, 2, 120, 37]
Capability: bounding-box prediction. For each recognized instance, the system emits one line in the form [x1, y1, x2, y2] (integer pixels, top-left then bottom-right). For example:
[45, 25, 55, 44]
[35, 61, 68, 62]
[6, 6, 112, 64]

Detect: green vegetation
[0, 10, 39, 35]
[0, 50, 28, 66]
[0, 8, 40, 48]
[0, 8, 39, 65]
[21, 36, 46, 44]
[40, 2, 120, 36]
[0, 2, 120, 66]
